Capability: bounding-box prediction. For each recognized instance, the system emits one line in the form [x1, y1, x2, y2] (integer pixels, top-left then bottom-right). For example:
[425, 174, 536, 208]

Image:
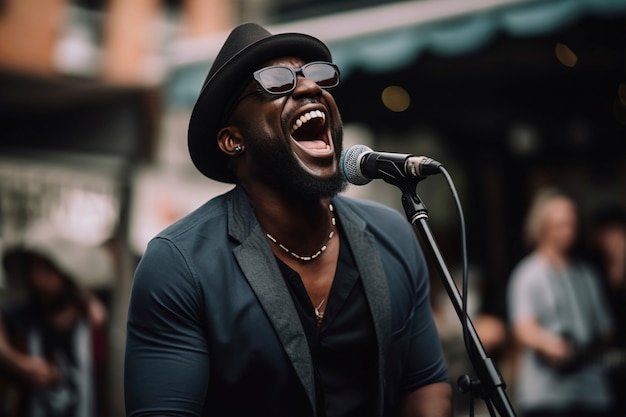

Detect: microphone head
[341, 144, 373, 185]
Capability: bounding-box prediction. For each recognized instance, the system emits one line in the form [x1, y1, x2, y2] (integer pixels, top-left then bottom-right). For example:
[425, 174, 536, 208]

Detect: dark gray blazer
[125, 185, 447, 417]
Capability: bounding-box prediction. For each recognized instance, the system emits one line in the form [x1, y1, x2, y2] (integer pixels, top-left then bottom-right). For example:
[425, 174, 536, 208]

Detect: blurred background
[0, 0, 624, 415]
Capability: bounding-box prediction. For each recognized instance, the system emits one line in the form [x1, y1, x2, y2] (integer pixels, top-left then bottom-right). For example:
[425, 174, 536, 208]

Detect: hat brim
[188, 32, 332, 183]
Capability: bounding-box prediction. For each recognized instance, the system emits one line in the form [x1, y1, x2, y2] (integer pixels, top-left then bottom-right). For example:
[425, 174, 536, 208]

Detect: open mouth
[290, 109, 331, 152]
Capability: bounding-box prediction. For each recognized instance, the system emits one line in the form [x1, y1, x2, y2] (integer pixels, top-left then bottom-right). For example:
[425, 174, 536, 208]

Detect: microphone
[341, 144, 442, 185]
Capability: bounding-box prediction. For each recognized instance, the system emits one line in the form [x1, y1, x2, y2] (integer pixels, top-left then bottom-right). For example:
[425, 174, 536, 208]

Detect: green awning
[167, 0, 626, 108]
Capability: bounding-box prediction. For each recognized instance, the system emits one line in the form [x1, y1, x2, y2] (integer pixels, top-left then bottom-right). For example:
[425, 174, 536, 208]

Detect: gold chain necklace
[265, 203, 336, 262]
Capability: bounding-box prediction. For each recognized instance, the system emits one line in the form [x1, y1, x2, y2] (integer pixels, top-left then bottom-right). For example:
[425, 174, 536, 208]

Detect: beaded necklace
[265, 204, 335, 262]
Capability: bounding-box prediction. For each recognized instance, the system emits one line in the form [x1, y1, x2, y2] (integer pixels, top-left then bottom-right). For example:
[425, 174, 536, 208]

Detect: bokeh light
[381, 85, 410, 112]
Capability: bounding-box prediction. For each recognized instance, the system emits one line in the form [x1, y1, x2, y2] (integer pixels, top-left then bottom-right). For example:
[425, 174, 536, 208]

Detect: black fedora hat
[188, 22, 332, 183]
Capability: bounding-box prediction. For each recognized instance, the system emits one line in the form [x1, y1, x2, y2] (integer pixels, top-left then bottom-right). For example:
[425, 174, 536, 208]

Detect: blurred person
[124, 23, 452, 417]
[590, 203, 626, 416]
[0, 228, 111, 417]
[507, 187, 614, 417]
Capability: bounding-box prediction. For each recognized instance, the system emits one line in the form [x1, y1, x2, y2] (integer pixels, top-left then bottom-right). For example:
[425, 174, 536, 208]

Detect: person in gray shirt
[507, 187, 614, 417]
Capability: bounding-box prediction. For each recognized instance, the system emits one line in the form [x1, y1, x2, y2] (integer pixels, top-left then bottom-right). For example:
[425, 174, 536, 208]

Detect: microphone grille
[341, 144, 373, 185]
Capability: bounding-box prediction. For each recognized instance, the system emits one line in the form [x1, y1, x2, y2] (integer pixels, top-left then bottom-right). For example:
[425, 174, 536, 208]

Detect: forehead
[544, 197, 576, 221]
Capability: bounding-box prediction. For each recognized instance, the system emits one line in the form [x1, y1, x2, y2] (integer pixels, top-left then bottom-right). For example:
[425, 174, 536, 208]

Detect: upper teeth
[292, 110, 325, 133]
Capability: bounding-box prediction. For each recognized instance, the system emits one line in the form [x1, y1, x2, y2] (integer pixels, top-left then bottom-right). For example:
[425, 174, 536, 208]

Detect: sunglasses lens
[304, 63, 339, 88]
[256, 67, 295, 93]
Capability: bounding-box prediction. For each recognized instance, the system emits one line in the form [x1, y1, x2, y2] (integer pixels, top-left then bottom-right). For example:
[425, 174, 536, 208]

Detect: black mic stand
[391, 177, 517, 417]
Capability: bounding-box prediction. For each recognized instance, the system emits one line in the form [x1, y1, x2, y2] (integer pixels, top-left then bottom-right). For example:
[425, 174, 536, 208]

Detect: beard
[244, 126, 347, 202]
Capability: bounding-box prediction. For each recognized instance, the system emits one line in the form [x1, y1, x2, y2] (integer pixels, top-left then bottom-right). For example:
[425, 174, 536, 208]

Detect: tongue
[297, 140, 327, 150]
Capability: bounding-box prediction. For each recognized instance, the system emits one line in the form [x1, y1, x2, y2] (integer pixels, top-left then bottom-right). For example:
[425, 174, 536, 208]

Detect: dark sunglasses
[252, 61, 340, 95]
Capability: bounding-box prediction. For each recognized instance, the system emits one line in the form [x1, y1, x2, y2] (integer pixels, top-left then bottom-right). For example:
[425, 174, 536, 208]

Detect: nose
[292, 75, 323, 98]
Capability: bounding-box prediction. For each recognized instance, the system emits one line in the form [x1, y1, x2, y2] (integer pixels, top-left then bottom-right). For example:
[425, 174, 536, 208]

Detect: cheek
[324, 93, 342, 123]
[237, 102, 286, 139]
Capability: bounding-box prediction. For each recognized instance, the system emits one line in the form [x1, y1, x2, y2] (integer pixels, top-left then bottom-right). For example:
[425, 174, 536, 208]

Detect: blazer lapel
[334, 198, 392, 415]
[227, 187, 317, 414]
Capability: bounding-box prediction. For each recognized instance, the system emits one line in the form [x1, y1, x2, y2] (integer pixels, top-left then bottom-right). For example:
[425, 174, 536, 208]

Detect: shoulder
[157, 192, 230, 242]
[334, 195, 421, 263]
[511, 253, 549, 280]
[334, 195, 427, 287]
[508, 253, 553, 295]
[140, 190, 235, 263]
[134, 191, 233, 291]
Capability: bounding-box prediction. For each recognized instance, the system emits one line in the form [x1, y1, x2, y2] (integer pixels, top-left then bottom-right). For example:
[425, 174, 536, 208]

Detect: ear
[217, 126, 244, 155]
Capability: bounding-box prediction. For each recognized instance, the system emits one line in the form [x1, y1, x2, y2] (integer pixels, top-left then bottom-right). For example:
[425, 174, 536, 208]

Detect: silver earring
[234, 145, 243, 153]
